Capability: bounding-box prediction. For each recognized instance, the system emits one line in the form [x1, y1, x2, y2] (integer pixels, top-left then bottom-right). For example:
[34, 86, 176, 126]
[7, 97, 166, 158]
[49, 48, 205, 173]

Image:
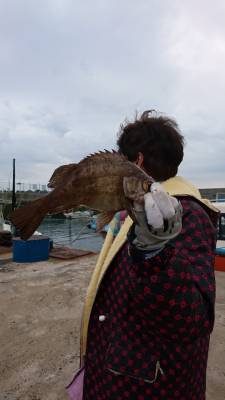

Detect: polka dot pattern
[83, 199, 217, 399]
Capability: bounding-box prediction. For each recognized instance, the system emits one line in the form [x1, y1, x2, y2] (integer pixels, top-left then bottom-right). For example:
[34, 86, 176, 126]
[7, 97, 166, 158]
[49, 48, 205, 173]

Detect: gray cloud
[0, 0, 225, 188]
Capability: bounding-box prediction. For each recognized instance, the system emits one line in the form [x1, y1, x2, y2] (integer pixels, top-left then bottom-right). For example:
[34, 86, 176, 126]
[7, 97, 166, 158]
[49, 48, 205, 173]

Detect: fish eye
[142, 181, 150, 192]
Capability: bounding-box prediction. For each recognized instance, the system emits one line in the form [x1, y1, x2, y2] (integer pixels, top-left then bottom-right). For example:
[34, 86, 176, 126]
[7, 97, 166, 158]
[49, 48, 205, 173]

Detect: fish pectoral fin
[96, 211, 116, 231]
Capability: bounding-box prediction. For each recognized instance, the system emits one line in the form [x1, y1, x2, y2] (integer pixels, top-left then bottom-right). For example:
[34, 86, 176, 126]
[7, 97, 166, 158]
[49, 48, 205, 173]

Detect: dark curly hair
[117, 110, 184, 181]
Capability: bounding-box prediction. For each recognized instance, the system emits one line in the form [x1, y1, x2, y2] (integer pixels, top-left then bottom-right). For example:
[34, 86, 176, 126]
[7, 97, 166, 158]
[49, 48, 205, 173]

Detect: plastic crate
[13, 235, 50, 263]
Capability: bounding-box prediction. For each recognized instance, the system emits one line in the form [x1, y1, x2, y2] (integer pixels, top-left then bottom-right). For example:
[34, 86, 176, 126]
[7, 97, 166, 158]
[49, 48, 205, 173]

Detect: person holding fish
[71, 111, 218, 400]
[10, 111, 219, 399]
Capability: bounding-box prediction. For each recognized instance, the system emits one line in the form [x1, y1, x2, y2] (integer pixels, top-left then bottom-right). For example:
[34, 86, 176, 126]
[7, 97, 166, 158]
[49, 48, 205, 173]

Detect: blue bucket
[215, 247, 225, 256]
[13, 235, 50, 263]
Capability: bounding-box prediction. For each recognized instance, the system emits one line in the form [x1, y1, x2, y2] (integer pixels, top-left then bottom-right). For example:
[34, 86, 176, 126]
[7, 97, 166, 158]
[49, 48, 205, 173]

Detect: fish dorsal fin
[80, 150, 127, 165]
[48, 151, 127, 189]
[47, 150, 152, 192]
[48, 163, 77, 188]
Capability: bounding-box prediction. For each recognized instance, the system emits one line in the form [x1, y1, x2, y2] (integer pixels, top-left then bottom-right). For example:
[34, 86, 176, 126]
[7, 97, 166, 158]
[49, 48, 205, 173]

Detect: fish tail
[10, 197, 48, 240]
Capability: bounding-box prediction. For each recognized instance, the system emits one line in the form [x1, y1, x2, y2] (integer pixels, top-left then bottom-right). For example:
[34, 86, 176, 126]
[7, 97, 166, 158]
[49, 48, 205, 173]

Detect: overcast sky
[0, 0, 225, 189]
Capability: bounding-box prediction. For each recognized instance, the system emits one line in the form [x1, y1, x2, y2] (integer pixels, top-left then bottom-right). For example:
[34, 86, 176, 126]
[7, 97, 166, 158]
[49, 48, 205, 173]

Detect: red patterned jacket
[83, 198, 217, 400]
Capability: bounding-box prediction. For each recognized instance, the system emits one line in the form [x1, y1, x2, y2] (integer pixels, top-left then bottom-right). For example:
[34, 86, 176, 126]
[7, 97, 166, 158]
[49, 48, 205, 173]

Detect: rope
[70, 223, 91, 244]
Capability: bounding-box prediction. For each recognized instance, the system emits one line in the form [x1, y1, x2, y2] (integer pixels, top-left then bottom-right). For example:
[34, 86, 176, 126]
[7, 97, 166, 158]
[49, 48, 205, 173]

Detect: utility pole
[12, 158, 16, 211]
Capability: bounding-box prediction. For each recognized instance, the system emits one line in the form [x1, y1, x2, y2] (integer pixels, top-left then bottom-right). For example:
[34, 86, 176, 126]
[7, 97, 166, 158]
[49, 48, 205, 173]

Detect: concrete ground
[0, 252, 224, 400]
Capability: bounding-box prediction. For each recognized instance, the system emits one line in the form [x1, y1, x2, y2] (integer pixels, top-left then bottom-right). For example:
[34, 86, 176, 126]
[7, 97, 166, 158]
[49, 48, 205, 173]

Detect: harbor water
[38, 216, 104, 252]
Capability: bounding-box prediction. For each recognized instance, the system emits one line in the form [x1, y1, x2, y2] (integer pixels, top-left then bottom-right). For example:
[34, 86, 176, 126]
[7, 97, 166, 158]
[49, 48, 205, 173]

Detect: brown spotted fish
[10, 151, 153, 240]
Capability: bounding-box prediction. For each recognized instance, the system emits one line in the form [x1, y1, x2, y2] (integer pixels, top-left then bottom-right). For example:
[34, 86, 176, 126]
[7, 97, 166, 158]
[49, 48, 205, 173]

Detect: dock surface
[0, 253, 224, 399]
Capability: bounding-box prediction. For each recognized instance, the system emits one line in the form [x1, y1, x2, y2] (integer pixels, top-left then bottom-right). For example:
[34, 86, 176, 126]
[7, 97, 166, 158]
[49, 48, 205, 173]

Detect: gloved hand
[144, 182, 180, 229]
[132, 182, 183, 251]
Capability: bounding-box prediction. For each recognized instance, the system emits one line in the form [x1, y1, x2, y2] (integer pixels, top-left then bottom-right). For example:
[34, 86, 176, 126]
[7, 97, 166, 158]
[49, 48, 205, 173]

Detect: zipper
[107, 360, 164, 384]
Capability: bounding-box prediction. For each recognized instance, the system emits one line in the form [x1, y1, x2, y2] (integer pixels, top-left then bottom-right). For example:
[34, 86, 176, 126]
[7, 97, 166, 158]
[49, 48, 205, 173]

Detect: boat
[212, 201, 225, 271]
[0, 207, 42, 237]
[0, 206, 11, 232]
[211, 201, 225, 213]
[64, 210, 93, 219]
[87, 218, 97, 231]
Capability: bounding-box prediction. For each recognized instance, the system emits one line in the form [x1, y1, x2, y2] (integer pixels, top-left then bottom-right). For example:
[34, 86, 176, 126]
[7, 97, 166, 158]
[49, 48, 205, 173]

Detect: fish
[10, 151, 154, 240]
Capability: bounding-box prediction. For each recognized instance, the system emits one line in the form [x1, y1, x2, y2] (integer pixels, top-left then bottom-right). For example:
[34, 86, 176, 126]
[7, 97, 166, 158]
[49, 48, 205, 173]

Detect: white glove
[132, 182, 182, 251]
[144, 182, 180, 229]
